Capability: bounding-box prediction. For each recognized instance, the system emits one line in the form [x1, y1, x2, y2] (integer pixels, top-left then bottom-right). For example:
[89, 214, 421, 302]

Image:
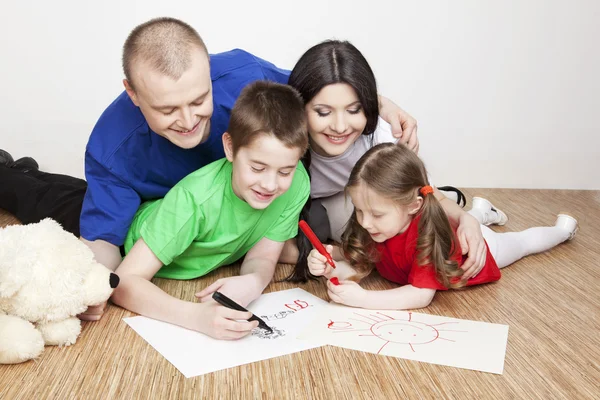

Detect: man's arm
[80, 238, 122, 271]
[77, 238, 122, 321]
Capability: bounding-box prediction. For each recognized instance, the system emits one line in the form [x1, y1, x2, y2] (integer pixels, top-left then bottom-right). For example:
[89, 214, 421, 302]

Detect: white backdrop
[1, 0, 598, 189]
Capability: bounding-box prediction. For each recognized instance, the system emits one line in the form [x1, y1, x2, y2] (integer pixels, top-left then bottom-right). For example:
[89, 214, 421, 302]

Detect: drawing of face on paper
[327, 311, 462, 353]
[252, 327, 286, 339]
[300, 306, 510, 374]
[251, 300, 314, 339]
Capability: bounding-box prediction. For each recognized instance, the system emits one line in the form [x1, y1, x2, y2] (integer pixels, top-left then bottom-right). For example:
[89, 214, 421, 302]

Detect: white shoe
[471, 197, 508, 226]
[555, 214, 578, 240]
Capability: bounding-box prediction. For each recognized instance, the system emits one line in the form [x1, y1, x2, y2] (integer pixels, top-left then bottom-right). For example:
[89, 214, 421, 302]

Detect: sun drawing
[327, 311, 467, 354]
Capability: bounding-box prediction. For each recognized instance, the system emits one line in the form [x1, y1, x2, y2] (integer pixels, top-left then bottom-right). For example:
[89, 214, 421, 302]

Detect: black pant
[0, 165, 87, 236]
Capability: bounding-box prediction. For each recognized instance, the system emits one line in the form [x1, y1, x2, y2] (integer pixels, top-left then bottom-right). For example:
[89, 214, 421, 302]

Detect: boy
[111, 81, 310, 340]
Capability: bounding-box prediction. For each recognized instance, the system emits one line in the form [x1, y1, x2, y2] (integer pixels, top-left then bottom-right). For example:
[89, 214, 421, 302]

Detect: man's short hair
[122, 17, 208, 89]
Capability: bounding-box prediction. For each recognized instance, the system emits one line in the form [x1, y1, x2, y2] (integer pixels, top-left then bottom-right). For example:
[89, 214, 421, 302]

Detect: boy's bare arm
[195, 237, 283, 306]
[111, 238, 256, 338]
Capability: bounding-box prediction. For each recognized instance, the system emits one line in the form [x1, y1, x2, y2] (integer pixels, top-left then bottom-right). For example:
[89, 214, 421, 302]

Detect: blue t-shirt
[80, 49, 290, 246]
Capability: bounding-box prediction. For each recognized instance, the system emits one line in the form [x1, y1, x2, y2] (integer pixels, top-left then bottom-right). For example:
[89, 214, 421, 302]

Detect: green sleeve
[264, 165, 310, 242]
[139, 187, 203, 265]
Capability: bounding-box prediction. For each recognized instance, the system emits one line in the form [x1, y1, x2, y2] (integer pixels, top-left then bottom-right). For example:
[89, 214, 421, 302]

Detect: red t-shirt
[375, 215, 501, 290]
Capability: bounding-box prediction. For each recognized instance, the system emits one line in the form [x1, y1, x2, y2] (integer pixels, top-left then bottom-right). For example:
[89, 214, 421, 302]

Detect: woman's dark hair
[288, 40, 379, 137]
[285, 40, 379, 282]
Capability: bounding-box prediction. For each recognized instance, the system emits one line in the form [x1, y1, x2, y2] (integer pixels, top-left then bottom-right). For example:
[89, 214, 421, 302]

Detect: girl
[286, 40, 501, 281]
[111, 81, 310, 339]
[307, 143, 577, 310]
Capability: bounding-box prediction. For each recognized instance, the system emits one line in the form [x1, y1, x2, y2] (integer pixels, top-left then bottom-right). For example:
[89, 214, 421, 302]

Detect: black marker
[212, 291, 273, 333]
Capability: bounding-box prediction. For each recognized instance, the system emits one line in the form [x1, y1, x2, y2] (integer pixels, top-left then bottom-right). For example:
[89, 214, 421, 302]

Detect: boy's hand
[326, 279, 367, 308]
[195, 275, 261, 307]
[193, 301, 258, 340]
[308, 245, 335, 277]
[77, 302, 107, 321]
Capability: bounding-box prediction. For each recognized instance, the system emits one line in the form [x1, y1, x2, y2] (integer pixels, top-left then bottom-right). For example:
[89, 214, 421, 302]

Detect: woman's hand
[456, 213, 487, 279]
[378, 95, 419, 153]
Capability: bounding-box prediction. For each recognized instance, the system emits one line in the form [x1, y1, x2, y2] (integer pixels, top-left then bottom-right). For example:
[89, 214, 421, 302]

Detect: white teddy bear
[0, 218, 119, 364]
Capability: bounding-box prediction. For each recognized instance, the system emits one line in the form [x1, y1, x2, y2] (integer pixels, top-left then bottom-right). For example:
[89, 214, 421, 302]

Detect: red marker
[299, 220, 336, 269]
[330, 277, 340, 286]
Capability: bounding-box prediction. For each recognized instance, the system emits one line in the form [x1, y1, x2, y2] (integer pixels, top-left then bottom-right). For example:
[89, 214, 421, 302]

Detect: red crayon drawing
[328, 311, 467, 354]
[285, 300, 310, 312]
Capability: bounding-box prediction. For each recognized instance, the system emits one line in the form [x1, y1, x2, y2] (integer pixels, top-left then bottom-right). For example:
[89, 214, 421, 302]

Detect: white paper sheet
[299, 304, 509, 374]
[124, 288, 328, 378]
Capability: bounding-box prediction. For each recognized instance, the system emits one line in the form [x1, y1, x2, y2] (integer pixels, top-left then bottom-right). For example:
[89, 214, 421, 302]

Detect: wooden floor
[1, 189, 599, 399]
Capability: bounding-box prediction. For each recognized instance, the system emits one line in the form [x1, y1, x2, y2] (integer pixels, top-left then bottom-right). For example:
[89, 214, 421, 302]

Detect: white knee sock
[480, 225, 571, 268]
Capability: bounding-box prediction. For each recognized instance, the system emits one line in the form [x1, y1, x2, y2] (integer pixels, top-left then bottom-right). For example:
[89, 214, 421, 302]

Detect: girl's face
[306, 83, 367, 157]
[224, 133, 303, 209]
[349, 183, 422, 243]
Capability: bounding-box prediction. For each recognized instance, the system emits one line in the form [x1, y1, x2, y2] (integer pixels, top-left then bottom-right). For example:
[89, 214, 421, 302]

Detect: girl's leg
[480, 219, 574, 268]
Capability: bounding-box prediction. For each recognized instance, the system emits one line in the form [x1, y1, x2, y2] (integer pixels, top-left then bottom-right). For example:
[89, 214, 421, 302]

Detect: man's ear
[222, 132, 234, 162]
[408, 196, 424, 215]
[123, 79, 140, 106]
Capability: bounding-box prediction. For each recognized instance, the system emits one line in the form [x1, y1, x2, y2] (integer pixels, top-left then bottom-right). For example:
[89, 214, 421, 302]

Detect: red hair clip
[420, 185, 434, 196]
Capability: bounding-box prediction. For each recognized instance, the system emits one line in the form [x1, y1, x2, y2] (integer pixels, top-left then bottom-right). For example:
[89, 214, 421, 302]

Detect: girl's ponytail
[416, 188, 464, 288]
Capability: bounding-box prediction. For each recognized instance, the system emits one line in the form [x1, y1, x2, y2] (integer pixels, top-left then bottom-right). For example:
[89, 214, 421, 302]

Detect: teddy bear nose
[110, 273, 120, 289]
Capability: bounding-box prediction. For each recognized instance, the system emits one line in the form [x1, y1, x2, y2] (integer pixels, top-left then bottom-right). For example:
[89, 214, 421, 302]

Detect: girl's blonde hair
[342, 143, 465, 288]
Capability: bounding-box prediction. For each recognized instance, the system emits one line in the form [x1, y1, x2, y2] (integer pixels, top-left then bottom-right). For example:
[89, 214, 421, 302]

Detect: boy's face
[124, 48, 214, 149]
[224, 133, 303, 209]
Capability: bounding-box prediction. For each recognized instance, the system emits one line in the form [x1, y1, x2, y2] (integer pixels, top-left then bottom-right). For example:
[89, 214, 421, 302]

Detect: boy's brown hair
[228, 81, 308, 154]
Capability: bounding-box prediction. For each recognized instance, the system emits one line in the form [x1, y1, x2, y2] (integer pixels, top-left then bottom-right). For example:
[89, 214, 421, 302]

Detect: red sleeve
[408, 260, 448, 290]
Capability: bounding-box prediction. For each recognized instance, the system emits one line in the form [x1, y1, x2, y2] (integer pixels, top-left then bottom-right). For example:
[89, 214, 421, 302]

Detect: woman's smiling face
[305, 83, 367, 157]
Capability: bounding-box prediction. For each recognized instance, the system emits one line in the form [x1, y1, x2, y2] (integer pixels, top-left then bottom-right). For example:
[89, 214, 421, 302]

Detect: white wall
[1, 0, 598, 189]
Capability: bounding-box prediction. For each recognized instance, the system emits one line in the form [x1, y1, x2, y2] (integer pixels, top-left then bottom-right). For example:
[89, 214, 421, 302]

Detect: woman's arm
[378, 95, 419, 152]
[327, 280, 436, 310]
[111, 238, 256, 339]
[434, 188, 487, 279]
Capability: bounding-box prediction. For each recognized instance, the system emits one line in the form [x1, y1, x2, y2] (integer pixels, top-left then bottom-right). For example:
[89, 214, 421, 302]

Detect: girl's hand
[326, 279, 368, 308]
[307, 245, 335, 277]
[195, 275, 261, 307]
[192, 300, 258, 340]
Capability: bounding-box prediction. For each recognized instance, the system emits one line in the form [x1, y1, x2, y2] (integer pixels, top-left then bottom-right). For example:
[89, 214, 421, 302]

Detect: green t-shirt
[124, 158, 309, 280]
